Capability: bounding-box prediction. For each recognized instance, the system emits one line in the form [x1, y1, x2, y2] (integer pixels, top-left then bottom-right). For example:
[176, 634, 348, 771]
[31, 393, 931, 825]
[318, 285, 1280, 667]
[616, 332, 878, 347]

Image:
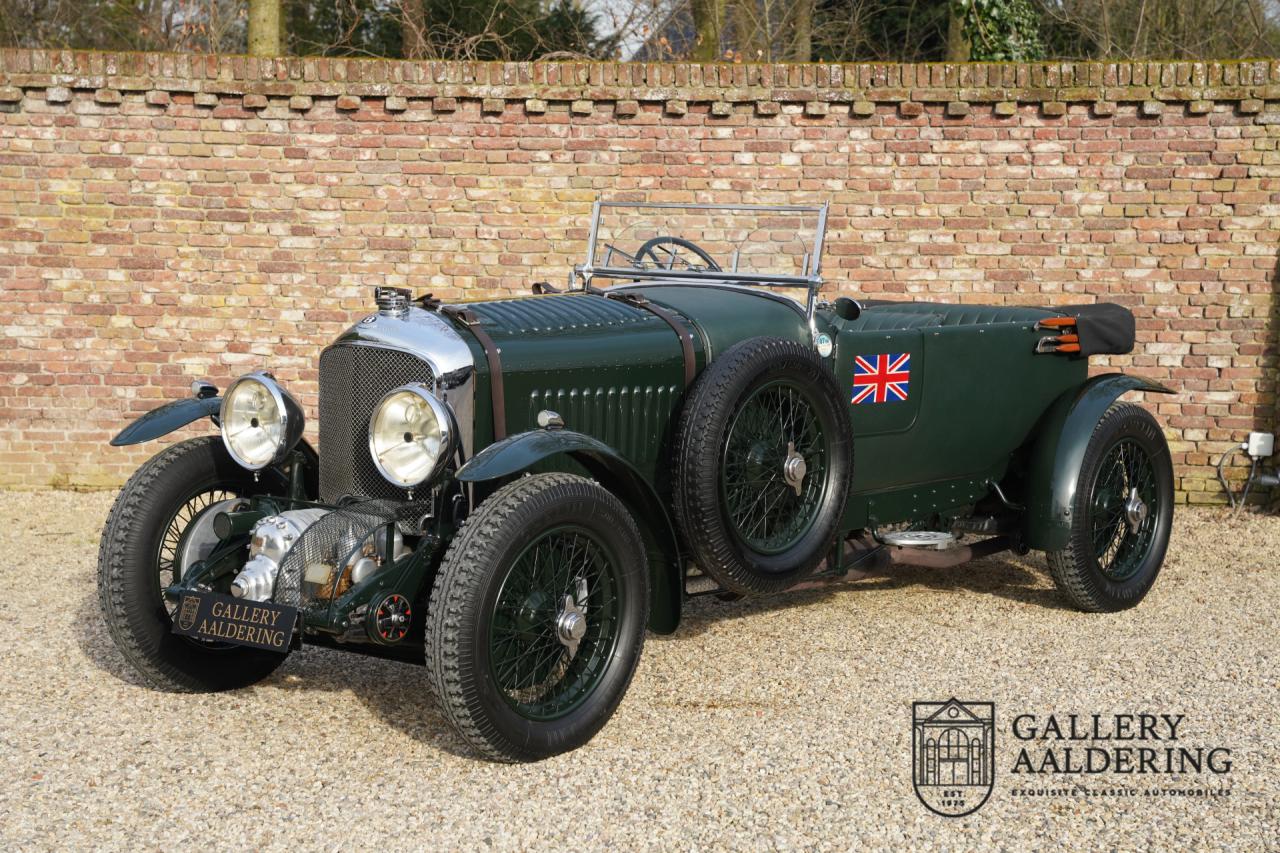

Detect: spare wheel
[673, 336, 852, 595]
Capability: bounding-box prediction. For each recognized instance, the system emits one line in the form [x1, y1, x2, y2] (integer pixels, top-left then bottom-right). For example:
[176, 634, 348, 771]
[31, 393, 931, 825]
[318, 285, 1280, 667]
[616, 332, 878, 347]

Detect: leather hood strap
[441, 306, 506, 441]
[605, 292, 697, 387]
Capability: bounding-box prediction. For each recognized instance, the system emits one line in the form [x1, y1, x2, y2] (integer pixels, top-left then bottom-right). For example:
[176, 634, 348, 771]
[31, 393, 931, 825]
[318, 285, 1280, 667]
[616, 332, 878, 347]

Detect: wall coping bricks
[3, 50, 1280, 114]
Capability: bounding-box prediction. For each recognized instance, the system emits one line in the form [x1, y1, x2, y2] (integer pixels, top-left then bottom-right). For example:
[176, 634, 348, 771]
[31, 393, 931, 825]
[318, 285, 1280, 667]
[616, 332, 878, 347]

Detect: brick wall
[1, 50, 1278, 501]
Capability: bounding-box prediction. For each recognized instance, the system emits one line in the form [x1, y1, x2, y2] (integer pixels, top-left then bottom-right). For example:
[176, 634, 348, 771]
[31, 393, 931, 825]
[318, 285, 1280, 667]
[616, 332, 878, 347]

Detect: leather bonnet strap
[604, 292, 697, 387]
[440, 306, 507, 441]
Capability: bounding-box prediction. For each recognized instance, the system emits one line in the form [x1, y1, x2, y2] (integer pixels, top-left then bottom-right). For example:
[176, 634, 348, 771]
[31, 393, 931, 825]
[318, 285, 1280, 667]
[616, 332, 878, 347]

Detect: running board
[683, 536, 889, 598]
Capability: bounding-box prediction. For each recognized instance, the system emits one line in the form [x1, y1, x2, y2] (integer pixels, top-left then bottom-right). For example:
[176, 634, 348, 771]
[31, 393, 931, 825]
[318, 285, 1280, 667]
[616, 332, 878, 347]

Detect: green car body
[449, 286, 1169, 631]
[116, 281, 1169, 638]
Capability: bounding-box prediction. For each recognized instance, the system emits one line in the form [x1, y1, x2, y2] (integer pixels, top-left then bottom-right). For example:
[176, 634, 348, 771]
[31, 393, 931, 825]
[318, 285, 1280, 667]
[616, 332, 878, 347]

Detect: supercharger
[230, 509, 409, 602]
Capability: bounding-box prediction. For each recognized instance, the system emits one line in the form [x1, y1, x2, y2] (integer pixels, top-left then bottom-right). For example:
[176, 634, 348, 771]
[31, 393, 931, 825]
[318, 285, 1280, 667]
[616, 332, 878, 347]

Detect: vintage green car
[100, 201, 1174, 761]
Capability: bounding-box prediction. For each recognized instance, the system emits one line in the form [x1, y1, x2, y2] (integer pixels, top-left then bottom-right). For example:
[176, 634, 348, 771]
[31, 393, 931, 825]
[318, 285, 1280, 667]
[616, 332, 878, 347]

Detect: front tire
[1046, 403, 1174, 612]
[97, 436, 291, 691]
[426, 474, 649, 762]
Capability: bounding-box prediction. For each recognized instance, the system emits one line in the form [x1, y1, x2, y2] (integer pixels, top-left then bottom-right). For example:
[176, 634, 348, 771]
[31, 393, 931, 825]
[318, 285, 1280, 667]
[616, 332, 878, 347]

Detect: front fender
[1023, 373, 1175, 552]
[110, 396, 221, 446]
[457, 429, 684, 634]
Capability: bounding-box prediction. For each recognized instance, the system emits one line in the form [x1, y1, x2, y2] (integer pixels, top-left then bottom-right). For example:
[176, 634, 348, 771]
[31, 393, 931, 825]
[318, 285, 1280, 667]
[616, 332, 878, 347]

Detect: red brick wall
[1, 50, 1278, 501]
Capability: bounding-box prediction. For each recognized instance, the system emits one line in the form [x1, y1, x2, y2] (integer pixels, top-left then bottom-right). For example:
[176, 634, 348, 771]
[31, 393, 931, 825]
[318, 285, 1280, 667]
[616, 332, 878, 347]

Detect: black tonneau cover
[1059, 303, 1136, 356]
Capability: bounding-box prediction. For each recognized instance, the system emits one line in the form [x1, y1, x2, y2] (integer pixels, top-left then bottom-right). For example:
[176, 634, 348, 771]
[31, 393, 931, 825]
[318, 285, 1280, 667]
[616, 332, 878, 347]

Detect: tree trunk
[401, 0, 430, 59]
[733, 0, 764, 61]
[247, 0, 282, 56]
[789, 0, 812, 62]
[946, 5, 970, 62]
[691, 0, 725, 61]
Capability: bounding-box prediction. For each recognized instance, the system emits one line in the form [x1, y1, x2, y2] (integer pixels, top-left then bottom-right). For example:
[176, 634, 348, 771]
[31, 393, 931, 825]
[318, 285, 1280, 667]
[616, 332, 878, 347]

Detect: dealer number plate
[172, 591, 297, 653]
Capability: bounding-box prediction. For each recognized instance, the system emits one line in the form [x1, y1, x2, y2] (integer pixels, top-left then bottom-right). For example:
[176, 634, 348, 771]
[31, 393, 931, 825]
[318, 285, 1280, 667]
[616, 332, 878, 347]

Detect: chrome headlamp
[369, 383, 454, 489]
[219, 371, 304, 470]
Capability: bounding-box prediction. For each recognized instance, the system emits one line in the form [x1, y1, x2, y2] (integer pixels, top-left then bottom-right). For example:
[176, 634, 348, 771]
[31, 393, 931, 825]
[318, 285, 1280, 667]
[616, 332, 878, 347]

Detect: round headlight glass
[220, 372, 298, 470]
[369, 384, 454, 489]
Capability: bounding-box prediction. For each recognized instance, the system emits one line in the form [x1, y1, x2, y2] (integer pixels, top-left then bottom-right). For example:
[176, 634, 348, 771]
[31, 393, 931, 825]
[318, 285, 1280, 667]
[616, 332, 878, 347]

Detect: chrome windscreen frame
[574, 199, 829, 324]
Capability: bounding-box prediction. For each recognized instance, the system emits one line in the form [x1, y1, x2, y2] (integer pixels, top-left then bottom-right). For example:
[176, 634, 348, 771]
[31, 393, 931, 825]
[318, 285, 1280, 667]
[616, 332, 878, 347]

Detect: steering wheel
[635, 236, 722, 272]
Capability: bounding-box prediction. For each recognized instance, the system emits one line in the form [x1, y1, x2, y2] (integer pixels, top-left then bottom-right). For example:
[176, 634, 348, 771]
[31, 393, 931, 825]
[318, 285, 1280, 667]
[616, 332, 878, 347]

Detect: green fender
[456, 429, 684, 634]
[110, 395, 221, 446]
[1023, 373, 1175, 552]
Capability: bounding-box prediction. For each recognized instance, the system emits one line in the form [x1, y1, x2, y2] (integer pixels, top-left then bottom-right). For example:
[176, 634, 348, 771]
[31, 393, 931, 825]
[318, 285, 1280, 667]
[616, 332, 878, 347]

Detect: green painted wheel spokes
[1089, 438, 1159, 581]
[722, 380, 828, 554]
[489, 527, 621, 720]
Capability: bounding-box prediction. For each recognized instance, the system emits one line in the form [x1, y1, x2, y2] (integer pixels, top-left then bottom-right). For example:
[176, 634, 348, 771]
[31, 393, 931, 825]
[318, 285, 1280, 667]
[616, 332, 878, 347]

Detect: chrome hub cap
[782, 441, 807, 497]
[556, 595, 587, 657]
[1124, 487, 1148, 529]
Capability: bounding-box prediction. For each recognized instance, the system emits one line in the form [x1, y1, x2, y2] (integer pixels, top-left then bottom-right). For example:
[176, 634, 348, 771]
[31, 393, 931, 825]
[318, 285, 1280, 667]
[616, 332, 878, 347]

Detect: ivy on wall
[954, 0, 1045, 61]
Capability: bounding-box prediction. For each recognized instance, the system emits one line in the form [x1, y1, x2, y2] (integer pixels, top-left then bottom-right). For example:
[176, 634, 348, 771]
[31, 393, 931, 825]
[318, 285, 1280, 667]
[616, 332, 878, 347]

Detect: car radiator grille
[318, 344, 434, 503]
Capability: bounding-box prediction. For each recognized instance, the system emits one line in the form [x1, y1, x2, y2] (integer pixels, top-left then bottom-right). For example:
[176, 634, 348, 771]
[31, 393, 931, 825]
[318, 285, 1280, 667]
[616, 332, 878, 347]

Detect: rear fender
[1022, 373, 1174, 551]
[457, 429, 683, 634]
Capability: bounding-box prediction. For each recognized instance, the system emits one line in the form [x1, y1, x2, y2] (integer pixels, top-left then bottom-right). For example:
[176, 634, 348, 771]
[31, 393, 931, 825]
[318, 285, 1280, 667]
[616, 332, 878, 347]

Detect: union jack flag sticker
[852, 353, 910, 404]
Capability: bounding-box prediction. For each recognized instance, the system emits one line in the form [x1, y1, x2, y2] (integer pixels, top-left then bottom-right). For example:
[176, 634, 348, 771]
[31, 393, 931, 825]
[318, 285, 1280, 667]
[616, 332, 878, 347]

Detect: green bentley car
[100, 201, 1174, 761]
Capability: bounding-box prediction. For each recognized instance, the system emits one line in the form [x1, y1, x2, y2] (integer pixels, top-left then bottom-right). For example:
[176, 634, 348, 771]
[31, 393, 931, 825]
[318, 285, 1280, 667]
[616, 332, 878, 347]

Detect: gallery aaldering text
[1010, 714, 1232, 775]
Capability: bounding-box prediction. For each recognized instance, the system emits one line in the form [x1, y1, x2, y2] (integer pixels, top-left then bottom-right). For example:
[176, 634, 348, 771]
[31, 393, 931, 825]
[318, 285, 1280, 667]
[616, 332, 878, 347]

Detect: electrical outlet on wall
[1245, 432, 1275, 459]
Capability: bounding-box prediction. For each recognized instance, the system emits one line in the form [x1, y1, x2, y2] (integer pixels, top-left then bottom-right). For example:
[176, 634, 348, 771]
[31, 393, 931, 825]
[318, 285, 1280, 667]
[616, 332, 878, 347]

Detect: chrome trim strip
[608, 281, 806, 319]
[584, 266, 815, 288]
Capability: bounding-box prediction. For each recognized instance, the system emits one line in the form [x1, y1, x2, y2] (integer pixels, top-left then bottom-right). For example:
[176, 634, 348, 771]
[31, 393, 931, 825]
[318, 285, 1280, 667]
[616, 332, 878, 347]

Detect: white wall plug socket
[1245, 431, 1275, 459]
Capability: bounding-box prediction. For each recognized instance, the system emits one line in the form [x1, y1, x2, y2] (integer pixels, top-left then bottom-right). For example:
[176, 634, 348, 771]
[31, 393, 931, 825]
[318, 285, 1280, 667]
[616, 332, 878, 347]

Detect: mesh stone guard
[272, 499, 427, 610]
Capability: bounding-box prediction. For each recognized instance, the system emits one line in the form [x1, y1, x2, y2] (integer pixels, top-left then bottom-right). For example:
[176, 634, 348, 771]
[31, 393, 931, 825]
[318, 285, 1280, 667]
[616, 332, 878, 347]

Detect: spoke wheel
[1087, 439, 1159, 581]
[426, 473, 648, 762]
[489, 526, 622, 721]
[98, 436, 296, 692]
[721, 380, 828, 554]
[1046, 403, 1174, 613]
[158, 488, 239, 616]
[673, 336, 852, 595]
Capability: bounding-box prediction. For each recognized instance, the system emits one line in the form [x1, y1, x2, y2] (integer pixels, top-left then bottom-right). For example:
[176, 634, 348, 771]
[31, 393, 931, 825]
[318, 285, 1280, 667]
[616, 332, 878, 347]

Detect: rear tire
[1046, 403, 1174, 612]
[426, 474, 648, 762]
[97, 436, 291, 691]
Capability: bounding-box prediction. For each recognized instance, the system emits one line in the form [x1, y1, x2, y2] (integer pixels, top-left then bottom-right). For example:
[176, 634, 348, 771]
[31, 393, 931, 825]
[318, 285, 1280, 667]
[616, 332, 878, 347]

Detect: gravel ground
[1, 490, 1276, 851]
